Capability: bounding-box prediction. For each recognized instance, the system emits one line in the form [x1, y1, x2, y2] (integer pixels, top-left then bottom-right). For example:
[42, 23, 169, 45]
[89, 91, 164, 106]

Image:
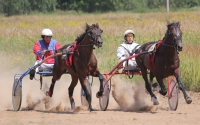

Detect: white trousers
[34, 60, 54, 72]
[122, 59, 138, 70]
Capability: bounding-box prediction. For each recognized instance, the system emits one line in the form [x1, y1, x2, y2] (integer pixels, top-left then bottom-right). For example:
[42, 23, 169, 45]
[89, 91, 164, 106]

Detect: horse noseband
[87, 31, 101, 46]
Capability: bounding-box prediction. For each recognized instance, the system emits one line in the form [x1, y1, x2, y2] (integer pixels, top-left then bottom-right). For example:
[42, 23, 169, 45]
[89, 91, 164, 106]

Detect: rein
[161, 43, 176, 49]
[76, 44, 93, 47]
[161, 39, 180, 54]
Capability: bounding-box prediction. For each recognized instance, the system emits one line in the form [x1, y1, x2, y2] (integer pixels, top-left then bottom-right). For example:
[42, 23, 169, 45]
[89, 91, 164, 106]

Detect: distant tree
[1, 0, 200, 16]
[0, 0, 3, 13]
[186, 0, 199, 7]
[147, 0, 165, 9]
[3, 0, 30, 16]
[57, 0, 69, 10]
[29, 0, 57, 13]
[60, 0, 144, 12]
[170, 0, 199, 8]
[63, 0, 116, 12]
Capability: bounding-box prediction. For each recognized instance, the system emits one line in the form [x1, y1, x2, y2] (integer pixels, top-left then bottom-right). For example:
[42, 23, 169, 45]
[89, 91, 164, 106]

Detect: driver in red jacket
[30, 28, 61, 80]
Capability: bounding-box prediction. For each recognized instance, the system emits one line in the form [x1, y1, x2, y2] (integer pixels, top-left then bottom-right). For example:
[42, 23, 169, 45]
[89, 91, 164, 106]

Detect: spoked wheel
[80, 78, 92, 107]
[168, 75, 179, 111]
[12, 78, 22, 111]
[99, 78, 110, 111]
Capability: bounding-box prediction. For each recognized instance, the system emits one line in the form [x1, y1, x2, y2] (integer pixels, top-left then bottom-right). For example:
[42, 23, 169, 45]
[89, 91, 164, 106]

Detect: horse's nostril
[97, 41, 102, 44]
[178, 46, 182, 51]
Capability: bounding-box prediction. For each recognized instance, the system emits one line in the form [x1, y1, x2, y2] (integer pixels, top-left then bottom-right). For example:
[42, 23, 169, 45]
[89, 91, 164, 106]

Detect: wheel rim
[12, 79, 22, 111]
[168, 76, 178, 111]
[99, 78, 110, 111]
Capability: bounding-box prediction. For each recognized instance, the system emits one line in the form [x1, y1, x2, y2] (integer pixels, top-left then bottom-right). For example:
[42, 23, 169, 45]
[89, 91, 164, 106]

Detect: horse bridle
[77, 26, 102, 47]
[162, 25, 182, 52]
[87, 26, 103, 46]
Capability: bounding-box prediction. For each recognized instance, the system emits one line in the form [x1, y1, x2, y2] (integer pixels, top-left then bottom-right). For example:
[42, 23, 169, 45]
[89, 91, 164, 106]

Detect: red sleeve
[33, 42, 41, 55]
[55, 42, 61, 52]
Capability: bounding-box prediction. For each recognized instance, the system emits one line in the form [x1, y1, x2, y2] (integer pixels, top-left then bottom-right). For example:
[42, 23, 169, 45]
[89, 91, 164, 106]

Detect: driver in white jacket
[117, 30, 140, 71]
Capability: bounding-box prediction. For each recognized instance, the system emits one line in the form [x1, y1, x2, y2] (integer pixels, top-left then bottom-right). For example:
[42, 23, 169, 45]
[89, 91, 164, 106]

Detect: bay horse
[135, 22, 192, 105]
[46, 23, 104, 111]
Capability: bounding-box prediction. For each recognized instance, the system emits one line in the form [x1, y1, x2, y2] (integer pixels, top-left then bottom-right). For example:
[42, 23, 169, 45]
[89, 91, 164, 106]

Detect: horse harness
[148, 40, 162, 68]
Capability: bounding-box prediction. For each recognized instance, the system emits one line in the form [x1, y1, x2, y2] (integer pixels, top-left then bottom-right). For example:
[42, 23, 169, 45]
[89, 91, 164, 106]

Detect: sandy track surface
[1, 71, 200, 125]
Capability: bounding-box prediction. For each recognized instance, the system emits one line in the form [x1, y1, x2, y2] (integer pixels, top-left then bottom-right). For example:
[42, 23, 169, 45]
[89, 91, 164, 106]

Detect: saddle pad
[65, 42, 78, 66]
[148, 40, 162, 68]
[148, 43, 157, 53]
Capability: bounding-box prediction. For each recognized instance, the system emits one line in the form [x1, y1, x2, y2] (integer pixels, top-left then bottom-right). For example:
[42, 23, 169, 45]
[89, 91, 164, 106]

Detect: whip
[14, 28, 36, 44]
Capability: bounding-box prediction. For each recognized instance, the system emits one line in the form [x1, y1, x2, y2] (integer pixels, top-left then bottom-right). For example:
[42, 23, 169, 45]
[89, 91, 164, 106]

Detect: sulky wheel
[168, 75, 179, 111]
[99, 78, 110, 111]
[12, 78, 22, 111]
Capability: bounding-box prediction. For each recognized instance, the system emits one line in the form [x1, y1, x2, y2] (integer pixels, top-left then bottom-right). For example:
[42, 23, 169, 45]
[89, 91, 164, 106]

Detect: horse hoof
[151, 96, 159, 105]
[89, 107, 94, 112]
[159, 89, 167, 96]
[186, 96, 192, 104]
[71, 104, 75, 109]
[69, 97, 75, 109]
[152, 82, 158, 88]
[96, 91, 103, 98]
[46, 91, 52, 97]
[152, 83, 161, 92]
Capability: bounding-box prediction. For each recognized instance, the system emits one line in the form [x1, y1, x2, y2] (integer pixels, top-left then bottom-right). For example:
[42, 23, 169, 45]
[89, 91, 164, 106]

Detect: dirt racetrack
[0, 70, 200, 125]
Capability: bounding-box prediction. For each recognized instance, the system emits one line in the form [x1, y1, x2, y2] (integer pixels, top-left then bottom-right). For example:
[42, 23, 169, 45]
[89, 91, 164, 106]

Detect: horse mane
[58, 33, 86, 52]
[59, 24, 98, 52]
[75, 24, 98, 43]
[167, 21, 179, 27]
[75, 32, 87, 43]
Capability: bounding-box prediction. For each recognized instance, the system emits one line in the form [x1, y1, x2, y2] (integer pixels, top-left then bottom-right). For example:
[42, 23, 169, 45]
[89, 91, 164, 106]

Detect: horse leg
[46, 78, 56, 97]
[46, 69, 64, 97]
[68, 75, 78, 109]
[96, 72, 104, 98]
[155, 77, 167, 96]
[176, 75, 192, 104]
[149, 71, 159, 91]
[174, 69, 192, 104]
[141, 68, 159, 105]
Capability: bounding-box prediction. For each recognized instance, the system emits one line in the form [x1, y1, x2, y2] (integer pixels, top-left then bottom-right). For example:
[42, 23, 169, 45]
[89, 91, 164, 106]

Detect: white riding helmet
[124, 30, 135, 37]
[41, 28, 53, 36]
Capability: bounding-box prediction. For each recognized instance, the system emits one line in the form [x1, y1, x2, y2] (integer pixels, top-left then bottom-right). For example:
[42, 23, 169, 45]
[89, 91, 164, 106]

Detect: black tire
[168, 76, 178, 111]
[80, 78, 92, 107]
[99, 78, 110, 111]
[12, 78, 22, 111]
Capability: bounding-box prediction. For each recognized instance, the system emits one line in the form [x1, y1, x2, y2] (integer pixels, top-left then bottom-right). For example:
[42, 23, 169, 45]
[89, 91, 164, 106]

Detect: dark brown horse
[46, 23, 104, 111]
[135, 22, 192, 105]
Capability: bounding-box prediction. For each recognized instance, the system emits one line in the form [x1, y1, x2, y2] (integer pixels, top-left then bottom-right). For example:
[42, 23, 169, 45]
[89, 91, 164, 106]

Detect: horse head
[85, 23, 103, 48]
[165, 22, 182, 51]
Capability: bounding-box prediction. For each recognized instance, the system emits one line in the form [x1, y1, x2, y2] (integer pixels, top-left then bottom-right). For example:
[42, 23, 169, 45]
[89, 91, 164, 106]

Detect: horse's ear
[96, 23, 99, 27]
[178, 22, 180, 27]
[86, 23, 90, 28]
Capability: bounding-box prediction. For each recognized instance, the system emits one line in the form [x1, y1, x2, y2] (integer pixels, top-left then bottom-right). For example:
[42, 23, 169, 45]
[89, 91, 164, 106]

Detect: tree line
[0, 0, 199, 16]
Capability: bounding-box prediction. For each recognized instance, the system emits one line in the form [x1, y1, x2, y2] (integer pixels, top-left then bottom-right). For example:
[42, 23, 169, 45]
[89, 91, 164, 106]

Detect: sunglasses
[126, 35, 134, 38]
